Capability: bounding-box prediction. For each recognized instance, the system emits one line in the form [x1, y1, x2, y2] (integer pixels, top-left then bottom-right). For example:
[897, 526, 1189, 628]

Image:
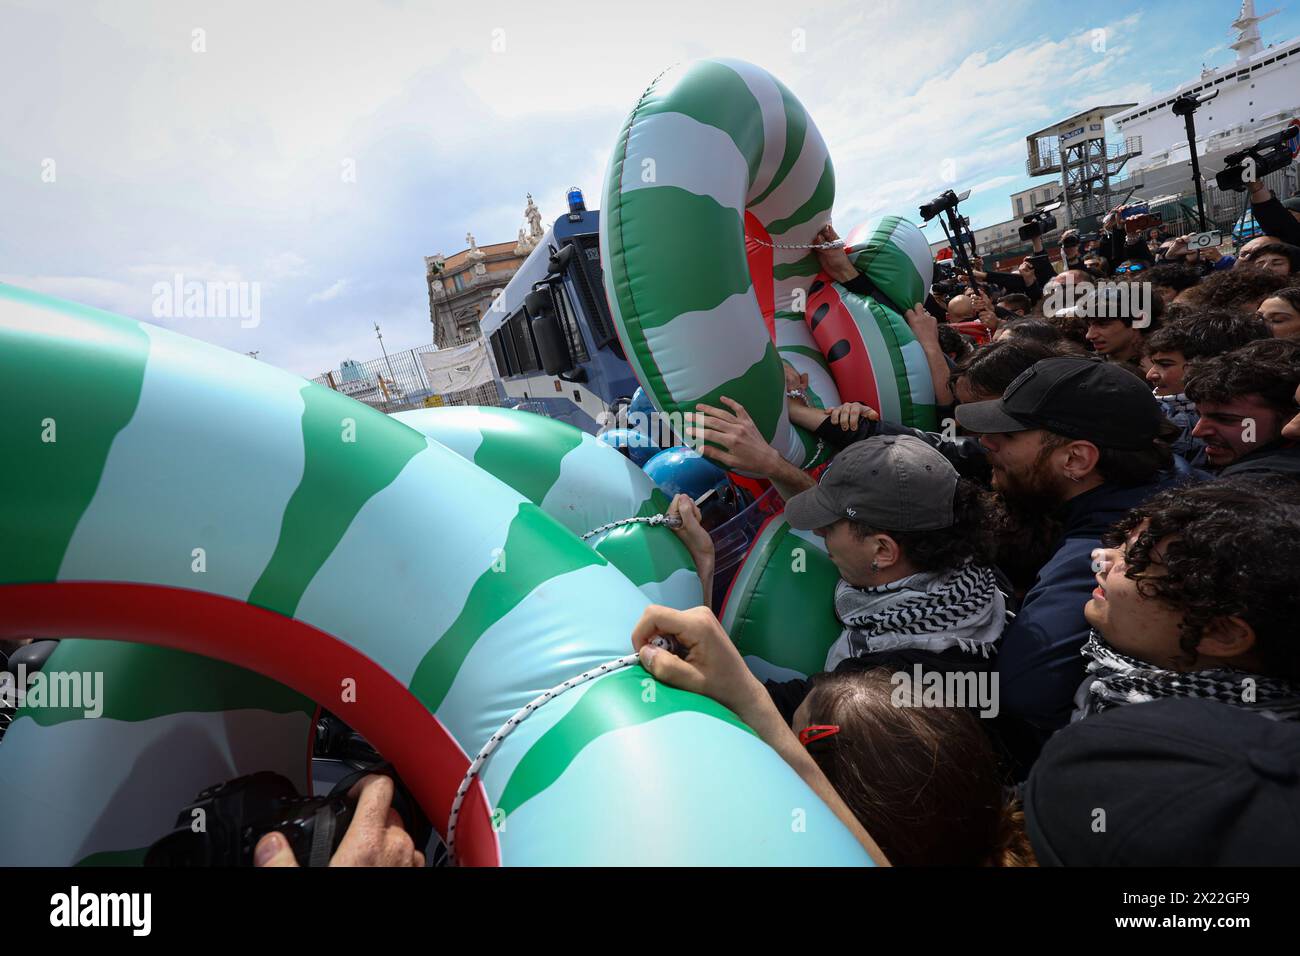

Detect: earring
[870, 560, 879, 572]
[1066, 472, 1082, 483]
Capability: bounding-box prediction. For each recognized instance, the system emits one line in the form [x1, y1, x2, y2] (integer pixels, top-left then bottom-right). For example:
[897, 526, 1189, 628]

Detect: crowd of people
[638, 182, 1300, 866]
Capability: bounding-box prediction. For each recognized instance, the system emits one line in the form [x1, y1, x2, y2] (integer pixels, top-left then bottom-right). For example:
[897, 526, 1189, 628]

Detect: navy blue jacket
[995, 480, 1176, 764]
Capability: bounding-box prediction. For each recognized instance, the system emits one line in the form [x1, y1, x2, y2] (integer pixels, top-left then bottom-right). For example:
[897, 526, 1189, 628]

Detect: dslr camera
[920, 189, 966, 222]
[144, 771, 357, 867]
[1216, 124, 1300, 192]
[145, 714, 431, 866]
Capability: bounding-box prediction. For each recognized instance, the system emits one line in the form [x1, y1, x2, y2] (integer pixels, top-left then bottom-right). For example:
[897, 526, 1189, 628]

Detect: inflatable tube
[805, 215, 938, 432]
[0, 284, 872, 866]
[806, 285, 939, 432]
[745, 222, 841, 467]
[601, 58, 835, 468]
[0, 640, 315, 865]
[391, 406, 702, 610]
[719, 515, 843, 682]
[843, 215, 935, 313]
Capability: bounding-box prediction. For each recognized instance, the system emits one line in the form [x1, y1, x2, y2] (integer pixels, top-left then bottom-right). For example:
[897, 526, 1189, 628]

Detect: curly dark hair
[1103, 477, 1300, 680]
[949, 338, 1059, 399]
[937, 322, 975, 361]
[1146, 263, 1203, 294]
[1183, 336, 1300, 413]
[1179, 265, 1291, 311]
[848, 478, 994, 571]
[1145, 307, 1270, 360]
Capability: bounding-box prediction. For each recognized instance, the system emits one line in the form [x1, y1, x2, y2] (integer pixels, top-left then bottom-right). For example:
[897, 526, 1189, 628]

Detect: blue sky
[3, 0, 1299, 375]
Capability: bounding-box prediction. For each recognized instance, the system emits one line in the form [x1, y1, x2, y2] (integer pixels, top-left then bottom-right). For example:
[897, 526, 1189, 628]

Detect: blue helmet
[624, 387, 668, 446]
[644, 446, 728, 500]
[628, 387, 656, 423]
[596, 427, 659, 467]
[644, 446, 745, 528]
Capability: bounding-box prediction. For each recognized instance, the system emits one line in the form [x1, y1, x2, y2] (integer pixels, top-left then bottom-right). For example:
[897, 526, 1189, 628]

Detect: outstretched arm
[903, 303, 954, 407]
[631, 604, 889, 865]
[692, 397, 816, 501]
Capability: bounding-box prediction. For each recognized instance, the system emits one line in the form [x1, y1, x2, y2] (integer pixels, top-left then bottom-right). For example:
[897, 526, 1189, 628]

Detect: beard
[983, 488, 1067, 599]
[989, 447, 1067, 515]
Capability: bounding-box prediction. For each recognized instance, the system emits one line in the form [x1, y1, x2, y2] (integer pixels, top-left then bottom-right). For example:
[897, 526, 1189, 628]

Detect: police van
[480, 187, 638, 433]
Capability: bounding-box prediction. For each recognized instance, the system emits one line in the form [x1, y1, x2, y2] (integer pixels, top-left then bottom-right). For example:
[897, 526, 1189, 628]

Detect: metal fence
[1147, 165, 1299, 241]
[311, 341, 501, 415]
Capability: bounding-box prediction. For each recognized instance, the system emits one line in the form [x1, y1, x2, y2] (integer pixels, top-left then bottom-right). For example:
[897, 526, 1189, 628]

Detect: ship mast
[1231, 0, 1279, 62]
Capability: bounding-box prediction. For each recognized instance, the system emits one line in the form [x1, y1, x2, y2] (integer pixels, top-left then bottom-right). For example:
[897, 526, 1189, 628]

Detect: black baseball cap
[955, 356, 1163, 451]
[784, 435, 958, 532]
[1025, 698, 1300, 865]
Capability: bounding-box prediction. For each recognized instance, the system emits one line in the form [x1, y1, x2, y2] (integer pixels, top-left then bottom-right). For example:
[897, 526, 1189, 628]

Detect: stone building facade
[424, 196, 545, 405]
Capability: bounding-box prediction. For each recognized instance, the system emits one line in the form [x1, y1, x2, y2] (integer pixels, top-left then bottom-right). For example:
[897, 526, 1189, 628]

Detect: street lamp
[374, 322, 397, 385]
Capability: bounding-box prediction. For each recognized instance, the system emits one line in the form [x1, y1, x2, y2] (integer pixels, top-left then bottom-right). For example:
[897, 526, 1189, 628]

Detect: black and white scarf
[1072, 631, 1300, 722]
[826, 562, 1008, 671]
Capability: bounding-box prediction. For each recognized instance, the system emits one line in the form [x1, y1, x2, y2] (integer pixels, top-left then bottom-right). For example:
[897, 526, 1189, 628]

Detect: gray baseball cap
[784, 435, 959, 532]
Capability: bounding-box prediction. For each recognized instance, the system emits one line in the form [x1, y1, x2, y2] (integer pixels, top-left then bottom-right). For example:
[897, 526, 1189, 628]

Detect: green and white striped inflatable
[392, 406, 701, 610]
[843, 215, 935, 311]
[601, 58, 836, 469]
[720, 515, 843, 682]
[805, 216, 939, 433]
[0, 284, 872, 866]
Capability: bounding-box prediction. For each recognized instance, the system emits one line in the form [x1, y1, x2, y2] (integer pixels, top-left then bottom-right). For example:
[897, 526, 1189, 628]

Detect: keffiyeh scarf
[826, 562, 1008, 671]
[1072, 631, 1300, 722]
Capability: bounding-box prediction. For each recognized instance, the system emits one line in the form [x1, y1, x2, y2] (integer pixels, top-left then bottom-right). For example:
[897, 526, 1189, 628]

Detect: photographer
[977, 235, 1056, 302]
[254, 774, 425, 868]
[1059, 230, 1086, 271]
[1100, 204, 1156, 268]
[1247, 181, 1300, 246]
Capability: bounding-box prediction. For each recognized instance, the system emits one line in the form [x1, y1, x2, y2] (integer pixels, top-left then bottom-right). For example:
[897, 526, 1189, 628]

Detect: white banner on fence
[420, 339, 494, 393]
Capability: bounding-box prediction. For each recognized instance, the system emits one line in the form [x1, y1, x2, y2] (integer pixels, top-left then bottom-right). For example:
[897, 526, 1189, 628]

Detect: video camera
[1216, 124, 1300, 192]
[1017, 199, 1063, 241]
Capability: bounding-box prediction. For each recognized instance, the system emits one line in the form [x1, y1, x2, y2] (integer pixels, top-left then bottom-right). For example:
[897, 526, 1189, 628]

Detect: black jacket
[1220, 440, 1300, 479]
[1102, 227, 1155, 267]
[1250, 194, 1300, 246]
[983, 252, 1055, 300]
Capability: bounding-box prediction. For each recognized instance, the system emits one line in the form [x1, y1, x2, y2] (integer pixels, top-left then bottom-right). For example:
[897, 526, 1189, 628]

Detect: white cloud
[6, 0, 1244, 375]
[307, 279, 349, 304]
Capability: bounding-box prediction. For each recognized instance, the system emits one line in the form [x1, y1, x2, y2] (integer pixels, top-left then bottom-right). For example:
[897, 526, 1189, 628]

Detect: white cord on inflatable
[581, 512, 680, 540]
[444, 651, 644, 865]
[747, 237, 846, 250]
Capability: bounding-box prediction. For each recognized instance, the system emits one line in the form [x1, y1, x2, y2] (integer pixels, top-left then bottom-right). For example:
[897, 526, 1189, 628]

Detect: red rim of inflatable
[0, 581, 501, 867]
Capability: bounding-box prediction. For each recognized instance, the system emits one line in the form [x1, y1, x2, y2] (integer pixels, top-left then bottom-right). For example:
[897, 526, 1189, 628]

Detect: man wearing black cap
[955, 356, 1177, 770]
